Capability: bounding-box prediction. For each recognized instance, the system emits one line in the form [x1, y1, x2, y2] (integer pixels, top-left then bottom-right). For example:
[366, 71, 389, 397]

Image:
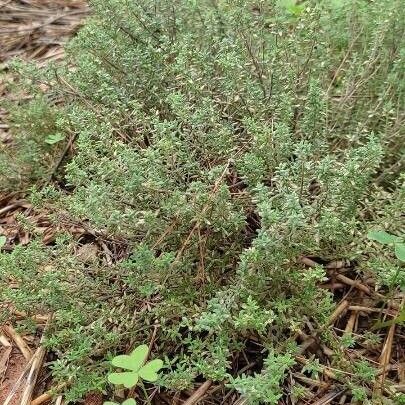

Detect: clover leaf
[108, 371, 139, 388]
[107, 344, 164, 389]
[138, 359, 163, 382]
[112, 345, 148, 371]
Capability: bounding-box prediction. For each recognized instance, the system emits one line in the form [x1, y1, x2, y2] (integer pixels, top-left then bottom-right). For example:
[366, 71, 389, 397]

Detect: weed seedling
[367, 230, 405, 329]
[367, 230, 405, 262]
[105, 344, 164, 405]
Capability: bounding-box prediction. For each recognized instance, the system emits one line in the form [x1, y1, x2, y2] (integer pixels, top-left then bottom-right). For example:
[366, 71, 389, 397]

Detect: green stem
[140, 382, 151, 405]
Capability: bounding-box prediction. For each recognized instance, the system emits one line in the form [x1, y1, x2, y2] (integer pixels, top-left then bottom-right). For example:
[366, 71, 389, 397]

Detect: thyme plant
[1, 0, 404, 403]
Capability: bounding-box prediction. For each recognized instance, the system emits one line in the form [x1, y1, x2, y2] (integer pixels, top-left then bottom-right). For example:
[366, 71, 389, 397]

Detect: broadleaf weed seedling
[105, 344, 164, 405]
[367, 230, 405, 330]
[367, 230, 405, 262]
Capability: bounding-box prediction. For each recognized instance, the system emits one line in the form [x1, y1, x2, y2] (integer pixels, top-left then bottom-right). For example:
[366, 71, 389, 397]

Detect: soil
[0, 346, 27, 405]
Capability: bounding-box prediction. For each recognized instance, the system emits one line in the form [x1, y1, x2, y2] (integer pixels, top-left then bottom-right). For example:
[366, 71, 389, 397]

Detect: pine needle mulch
[0, 0, 89, 64]
[0, 0, 89, 144]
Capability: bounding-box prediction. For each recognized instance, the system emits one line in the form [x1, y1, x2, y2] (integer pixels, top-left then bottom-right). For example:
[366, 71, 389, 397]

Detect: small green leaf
[138, 359, 163, 382]
[367, 230, 401, 245]
[329, 0, 344, 8]
[111, 344, 148, 371]
[104, 400, 136, 405]
[395, 243, 405, 262]
[277, 0, 305, 16]
[373, 306, 405, 330]
[122, 399, 137, 405]
[287, 4, 304, 16]
[108, 371, 139, 388]
[111, 354, 134, 370]
[0, 235, 6, 248]
[45, 133, 66, 145]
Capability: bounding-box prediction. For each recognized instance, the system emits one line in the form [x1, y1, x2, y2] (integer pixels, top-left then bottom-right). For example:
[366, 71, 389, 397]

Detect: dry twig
[2, 324, 32, 361]
[183, 380, 213, 405]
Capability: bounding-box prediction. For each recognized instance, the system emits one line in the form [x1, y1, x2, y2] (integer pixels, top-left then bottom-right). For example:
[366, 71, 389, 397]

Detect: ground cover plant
[0, 0, 404, 403]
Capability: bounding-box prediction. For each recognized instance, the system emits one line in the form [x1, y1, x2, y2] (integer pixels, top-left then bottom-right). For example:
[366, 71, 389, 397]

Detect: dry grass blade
[20, 315, 52, 405]
[19, 345, 46, 405]
[31, 391, 53, 405]
[344, 310, 357, 334]
[374, 318, 396, 394]
[328, 300, 349, 325]
[0, 334, 11, 347]
[31, 384, 66, 405]
[0, 200, 28, 216]
[312, 389, 347, 405]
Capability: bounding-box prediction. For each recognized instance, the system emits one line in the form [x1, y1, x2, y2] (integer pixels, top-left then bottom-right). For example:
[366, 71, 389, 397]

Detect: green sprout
[105, 344, 164, 405]
[367, 230, 405, 330]
[44, 133, 66, 145]
[367, 230, 405, 262]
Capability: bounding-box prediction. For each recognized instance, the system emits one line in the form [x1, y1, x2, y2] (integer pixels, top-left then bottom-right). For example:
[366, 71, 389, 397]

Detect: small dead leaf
[76, 244, 99, 264]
